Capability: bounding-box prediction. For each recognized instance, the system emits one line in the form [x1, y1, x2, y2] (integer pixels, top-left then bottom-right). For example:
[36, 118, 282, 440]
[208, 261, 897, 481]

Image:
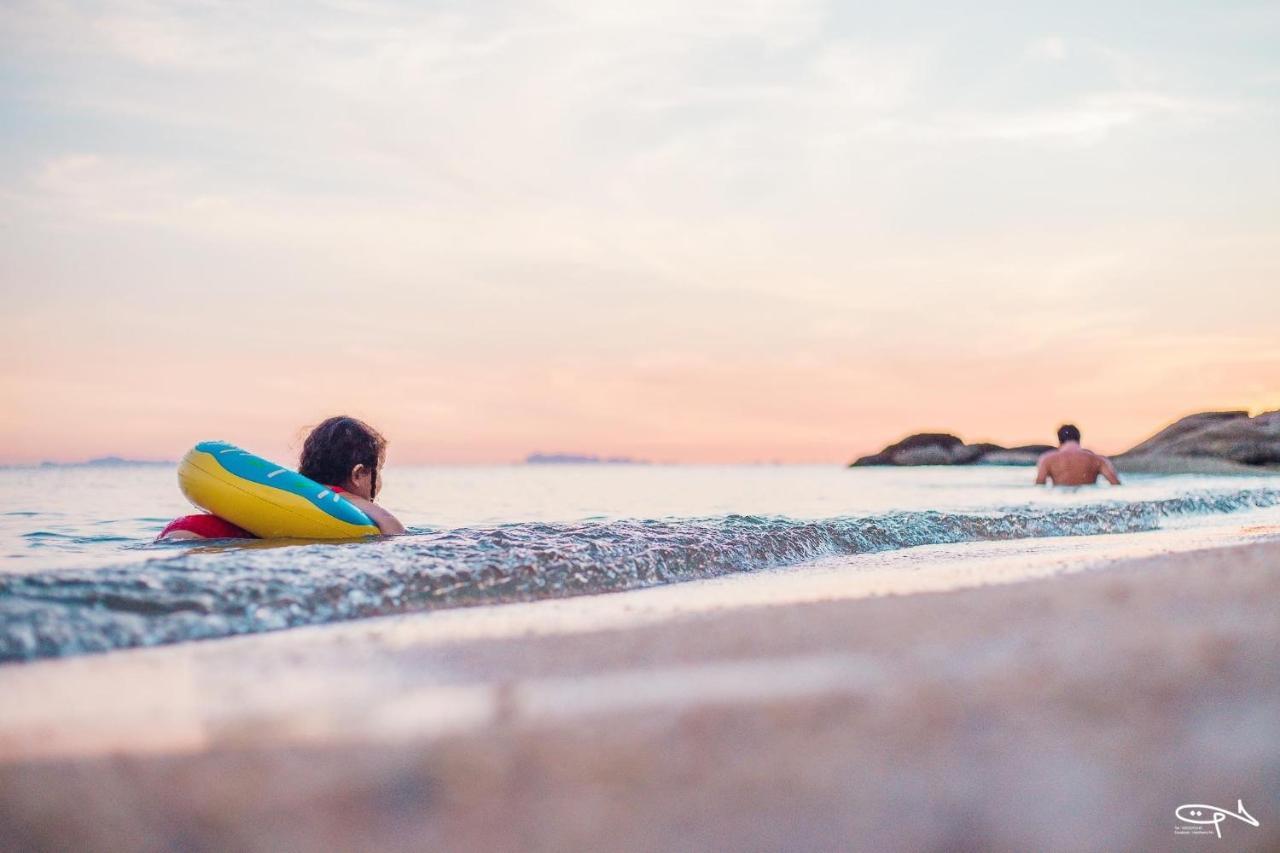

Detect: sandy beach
[1, 535, 1277, 851]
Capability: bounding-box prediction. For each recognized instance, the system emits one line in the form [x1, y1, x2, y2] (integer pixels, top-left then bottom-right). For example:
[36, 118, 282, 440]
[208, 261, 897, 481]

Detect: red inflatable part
[159, 514, 255, 540]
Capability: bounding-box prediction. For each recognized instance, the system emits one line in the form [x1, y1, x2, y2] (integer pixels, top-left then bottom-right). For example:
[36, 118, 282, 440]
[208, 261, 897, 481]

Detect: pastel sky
[2, 1, 1278, 464]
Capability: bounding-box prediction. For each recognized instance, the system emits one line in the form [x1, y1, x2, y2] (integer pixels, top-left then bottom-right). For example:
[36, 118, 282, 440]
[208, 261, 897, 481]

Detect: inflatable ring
[177, 440, 380, 539]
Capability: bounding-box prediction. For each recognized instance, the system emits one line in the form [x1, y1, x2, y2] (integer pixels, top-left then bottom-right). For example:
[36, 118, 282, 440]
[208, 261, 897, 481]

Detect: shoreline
[2, 537, 1279, 850]
[7, 484, 1280, 663]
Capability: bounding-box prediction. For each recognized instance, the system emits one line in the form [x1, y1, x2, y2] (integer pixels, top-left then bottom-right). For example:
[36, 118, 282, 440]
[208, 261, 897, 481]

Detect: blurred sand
[1, 539, 1278, 851]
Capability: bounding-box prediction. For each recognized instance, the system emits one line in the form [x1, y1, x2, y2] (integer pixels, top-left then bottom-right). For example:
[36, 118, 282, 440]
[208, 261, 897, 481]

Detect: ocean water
[2, 463, 1279, 662]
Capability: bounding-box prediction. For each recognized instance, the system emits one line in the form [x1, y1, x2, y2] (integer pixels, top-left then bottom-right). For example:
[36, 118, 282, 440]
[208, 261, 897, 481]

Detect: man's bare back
[1036, 441, 1120, 486]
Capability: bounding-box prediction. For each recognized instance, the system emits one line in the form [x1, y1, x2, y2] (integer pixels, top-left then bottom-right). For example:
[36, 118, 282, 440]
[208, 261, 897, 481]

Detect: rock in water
[849, 410, 1280, 469]
[851, 434, 962, 466]
[1119, 410, 1280, 466]
[850, 434, 1052, 467]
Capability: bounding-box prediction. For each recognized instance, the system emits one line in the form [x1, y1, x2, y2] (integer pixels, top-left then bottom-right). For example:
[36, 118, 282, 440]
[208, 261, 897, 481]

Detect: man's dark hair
[298, 415, 387, 495]
[1057, 424, 1081, 445]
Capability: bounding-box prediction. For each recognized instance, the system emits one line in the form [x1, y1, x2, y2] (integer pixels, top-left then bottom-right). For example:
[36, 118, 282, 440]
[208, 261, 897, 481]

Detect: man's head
[1057, 424, 1081, 445]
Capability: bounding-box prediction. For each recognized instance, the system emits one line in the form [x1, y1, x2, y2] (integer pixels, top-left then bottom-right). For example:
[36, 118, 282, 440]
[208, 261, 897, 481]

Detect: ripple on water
[1, 486, 1278, 663]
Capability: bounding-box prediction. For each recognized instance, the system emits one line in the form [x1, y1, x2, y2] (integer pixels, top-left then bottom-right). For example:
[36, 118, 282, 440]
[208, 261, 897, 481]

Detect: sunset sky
[2, 1, 1278, 464]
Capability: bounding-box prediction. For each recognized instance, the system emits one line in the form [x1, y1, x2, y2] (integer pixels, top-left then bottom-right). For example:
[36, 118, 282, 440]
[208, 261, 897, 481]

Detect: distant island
[39, 456, 173, 468]
[850, 410, 1280, 473]
[525, 452, 649, 465]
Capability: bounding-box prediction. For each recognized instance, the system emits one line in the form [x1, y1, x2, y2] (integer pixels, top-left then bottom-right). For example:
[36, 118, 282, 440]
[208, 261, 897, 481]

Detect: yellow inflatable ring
[177, 441, 380, 539]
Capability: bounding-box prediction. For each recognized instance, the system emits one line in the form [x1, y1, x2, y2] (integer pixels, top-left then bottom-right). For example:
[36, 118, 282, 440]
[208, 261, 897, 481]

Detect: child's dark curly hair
[298, 416, 387, 496]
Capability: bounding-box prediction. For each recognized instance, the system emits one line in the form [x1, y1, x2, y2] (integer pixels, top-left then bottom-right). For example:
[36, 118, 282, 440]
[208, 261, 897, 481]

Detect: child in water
[158, 416, 406, 540]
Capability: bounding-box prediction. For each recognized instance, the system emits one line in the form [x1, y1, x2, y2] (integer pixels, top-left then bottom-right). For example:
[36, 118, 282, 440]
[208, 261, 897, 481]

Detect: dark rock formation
[851, 410, 1280, 471]
[852, 434, 962, 466]
[1117, 410, 1280, 466]
[850, 435, 1052, 467]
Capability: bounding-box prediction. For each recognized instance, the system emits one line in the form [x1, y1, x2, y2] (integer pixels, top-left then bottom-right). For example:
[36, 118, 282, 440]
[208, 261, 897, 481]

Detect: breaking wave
[2, 487, 1278, 662]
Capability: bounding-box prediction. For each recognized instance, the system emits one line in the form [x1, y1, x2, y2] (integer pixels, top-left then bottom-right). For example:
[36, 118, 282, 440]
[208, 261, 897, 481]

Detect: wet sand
[2, 538, 1279, 851]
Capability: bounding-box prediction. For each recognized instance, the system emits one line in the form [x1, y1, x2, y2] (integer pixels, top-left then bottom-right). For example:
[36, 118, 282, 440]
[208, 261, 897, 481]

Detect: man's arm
[1035, 453, 1051, 485]
[1098, 455, 1121, 486]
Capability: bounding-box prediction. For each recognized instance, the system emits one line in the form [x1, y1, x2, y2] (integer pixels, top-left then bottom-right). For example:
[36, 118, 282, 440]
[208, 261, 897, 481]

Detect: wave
[22, 531, 137, 545]
[2, 487, 1278, 663]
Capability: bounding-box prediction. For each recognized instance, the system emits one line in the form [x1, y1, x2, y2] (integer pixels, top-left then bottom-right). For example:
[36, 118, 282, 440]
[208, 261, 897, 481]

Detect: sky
[1, 0, 1278, 464]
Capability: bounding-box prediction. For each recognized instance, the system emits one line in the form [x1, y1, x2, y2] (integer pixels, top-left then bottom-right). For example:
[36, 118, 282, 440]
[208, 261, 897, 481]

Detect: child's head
[298, 416, 387, 499]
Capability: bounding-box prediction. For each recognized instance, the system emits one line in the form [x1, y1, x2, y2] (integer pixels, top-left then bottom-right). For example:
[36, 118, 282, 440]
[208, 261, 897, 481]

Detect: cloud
[859, 90, 1239, 147]
[957, 91, 1233, 144]
[92, 5, 249, 70]
[1026, 35, 1067, 62]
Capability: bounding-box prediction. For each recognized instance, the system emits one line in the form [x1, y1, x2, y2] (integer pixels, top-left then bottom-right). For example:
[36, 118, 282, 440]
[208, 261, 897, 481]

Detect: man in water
[1035, 424, 1121, 486]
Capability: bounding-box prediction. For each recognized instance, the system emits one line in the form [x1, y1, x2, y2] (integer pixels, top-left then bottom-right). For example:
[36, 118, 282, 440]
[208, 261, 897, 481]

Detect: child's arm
[344, 494, 407, 535]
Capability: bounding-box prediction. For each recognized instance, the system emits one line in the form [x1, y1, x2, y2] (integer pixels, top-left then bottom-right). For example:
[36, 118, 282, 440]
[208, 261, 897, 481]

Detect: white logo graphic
[1174, 800, 1259, 838]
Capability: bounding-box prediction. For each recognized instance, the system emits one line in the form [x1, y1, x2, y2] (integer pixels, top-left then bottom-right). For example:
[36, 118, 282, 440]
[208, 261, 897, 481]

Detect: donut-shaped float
[177, 440, 379, 539]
